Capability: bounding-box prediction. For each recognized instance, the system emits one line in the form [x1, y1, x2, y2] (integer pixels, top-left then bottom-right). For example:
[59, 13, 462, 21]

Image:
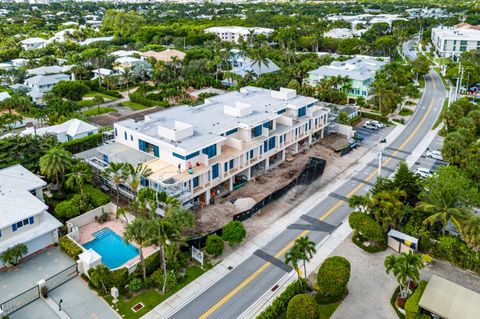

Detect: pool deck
[79, 215, 156, 268]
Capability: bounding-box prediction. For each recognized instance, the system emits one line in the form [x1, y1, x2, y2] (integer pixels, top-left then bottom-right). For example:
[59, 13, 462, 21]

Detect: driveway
[49, 277, 120, 319]
[328, 237, 398, 319]
[0, 247, 74, 304]
[9, 299, 57, 319]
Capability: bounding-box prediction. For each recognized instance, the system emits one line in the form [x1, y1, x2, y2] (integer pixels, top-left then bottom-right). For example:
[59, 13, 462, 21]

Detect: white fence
[67, 202, 117, 230]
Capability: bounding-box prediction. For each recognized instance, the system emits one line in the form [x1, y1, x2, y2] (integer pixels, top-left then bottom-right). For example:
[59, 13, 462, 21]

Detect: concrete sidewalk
[142, 124, 406, 319]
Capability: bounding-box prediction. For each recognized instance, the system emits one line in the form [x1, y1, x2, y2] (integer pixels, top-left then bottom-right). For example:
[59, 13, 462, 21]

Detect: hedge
[405, 280, 428, 319]
[286, 294, 319, 319]
[129, 92, 169, 108]
[352, 232, 388, 253]
[360, 111, 389, 123]
[316, 256, 350, 300]
[83, 184, 110, 207]
[390, 286, 405, 319]
[62, 133, 103, 154]
[256, 279, 307, 319]
[348, 212, 384, 243]
[59, 236, 83, 260]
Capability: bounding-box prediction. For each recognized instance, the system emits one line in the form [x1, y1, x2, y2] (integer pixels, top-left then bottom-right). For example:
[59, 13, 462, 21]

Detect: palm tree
[65, 162, 92, 197]
[103, 162, 126, 207]
[294, 236, 316, 278]
[157, 191, 180, 217]
[123, 218, 151, 281]
[249, 48, 269, 76]
[93, 95, 104, 110]
[148, 218, 180, 293]
[122, 163, 153, 195]
[461, 215, 480, 254]
[385, 251, 423, 299]
[0, 244, 28, 266]
[39, 146, 72, 190]
[285, 246, 303, 284]
[371, 189, 407, 233]
[418, 198, 473, 236]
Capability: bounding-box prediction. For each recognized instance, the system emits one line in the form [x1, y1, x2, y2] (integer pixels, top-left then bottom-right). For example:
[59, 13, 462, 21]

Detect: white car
[415, 167, 433, 179]
[370, 120, 384, 129]
[426, 150, 443, 161]
[363, 122, 378, 130]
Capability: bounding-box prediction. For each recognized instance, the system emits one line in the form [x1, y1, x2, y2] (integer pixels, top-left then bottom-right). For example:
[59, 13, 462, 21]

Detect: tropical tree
[248, 47, 270, 76]
[371, 189, 407, 232]
[157, 191, 180, 217]
[39, 146, 72, 189]
[285, 246, 303, 285]
[148, 218, 180, 294]
[103, 162, 126, 206]
[0, 244, 28, 266]
[130, 187, 158, 218]
[65, 162, 92, 197]
[460, 215, 480, 253]
[168, 207, 195, 232]
[123, 218, 151, 281]
[293, 236, 316, 279]
[93, 95, 104, 109]
[384, 251, 424, 299]
[122, 163, 153, 194]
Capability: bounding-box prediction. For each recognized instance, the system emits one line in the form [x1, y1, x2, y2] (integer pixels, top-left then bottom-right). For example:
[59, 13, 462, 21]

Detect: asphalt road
[170, 71, 446, 319]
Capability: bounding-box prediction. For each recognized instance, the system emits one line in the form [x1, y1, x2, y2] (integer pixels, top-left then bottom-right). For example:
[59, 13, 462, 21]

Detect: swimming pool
[83, 227, 139, 269]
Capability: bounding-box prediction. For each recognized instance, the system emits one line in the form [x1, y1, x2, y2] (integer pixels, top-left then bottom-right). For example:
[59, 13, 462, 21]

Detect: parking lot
[412, 135, 448, 176]
[354, 121, 395, 150]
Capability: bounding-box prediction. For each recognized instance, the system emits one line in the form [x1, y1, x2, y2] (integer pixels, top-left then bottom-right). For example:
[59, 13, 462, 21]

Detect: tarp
[419, 275, 480, 319]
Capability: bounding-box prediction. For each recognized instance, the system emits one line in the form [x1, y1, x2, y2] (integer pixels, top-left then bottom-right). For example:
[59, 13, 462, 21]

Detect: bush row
[59, 236, 83, 260]
[360, 111, 389, 123]
[82, 80, 122, 98]
[256, 279, 307, 319]
[54, 185, 110, 220]
[62, 133, 103, 154]
[129, 92, 169, 108]
[405, 280, 427, 319]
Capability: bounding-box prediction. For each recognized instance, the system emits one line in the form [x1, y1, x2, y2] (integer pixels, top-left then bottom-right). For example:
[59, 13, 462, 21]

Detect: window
[229, 159, 234, 170]
[130, 135, 133, 141]
[139, 139, 147, 152]
[212, 163, 219, 179]
[114, 128, 117, 136]
[263, 120, 273, 130]
[186, 151, 200, 160]
[298, 106, 306, 118]
[192, 176, 199, 188]
[251, 125, 263, 138]
[124, 131, 127, 140]
[202, 144, 217, 158]
[153, 145, 159, 157]
[102, 154, 109, 164]
[140, 177, 148, 187]
[280, 135, 283, 144]
[268, 136, 276, 150]
[224, 162, 228, 172]
[249, 149, 254, 159]
[263, 140, 268, 153]
[277, 108, 286, 115]
[306, 103, 315, 108]
[12, 218, 31, 232]
[173, 152, 186, 160]
[226, 128, 238, 136]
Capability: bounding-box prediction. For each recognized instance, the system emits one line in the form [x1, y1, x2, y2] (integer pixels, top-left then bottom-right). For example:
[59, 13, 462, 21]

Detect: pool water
[83, 227, 139, 269]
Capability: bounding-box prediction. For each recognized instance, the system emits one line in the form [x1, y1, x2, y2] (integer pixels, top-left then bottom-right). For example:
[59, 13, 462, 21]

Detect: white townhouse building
[204, 26, 274, 43]
[307, 56, 387, 103]
[0, 165, 61, 268]
[82, 87, 331, 209]
[431, 24, 480, 58]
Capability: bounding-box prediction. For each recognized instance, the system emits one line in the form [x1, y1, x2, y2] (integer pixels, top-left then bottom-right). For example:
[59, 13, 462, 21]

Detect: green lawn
[121, 101, 149, 110]
[84, 91, 120, 100]
[399, 108, 413, 116]
[105, 266, 207, 319]
[77, 100, 97, 108]
[318, 300, 343, 318]
[83, 107, 116, 116]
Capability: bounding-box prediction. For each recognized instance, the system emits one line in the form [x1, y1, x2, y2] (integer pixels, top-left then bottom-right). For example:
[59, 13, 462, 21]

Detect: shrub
[205, 234, 224, 256]
[129, 278, 142, 292]
[405, 280, 427, 319]
[88, 265, 113, 294]
[83, 184, 110, 207]
[352, 232, 387, 253]
[111, 267, 129, 290]
[129, 92, 168, 108]
[348, 212, 383, 242]
[132, 251, 160, 278]
[286, 294, 319, 319]
[83, 107, 116, 116]
[222, 221, 246, 245]
[316, 256, 350, 300]
[360, 111, 389, 123]
[62, 133, 103, 154]
[399, 108, 414, 116]
[59, 236, 83, 260]
[150, 269, 177, 292]
[256, 280, 307, 319]
[55, 200, 80, 219]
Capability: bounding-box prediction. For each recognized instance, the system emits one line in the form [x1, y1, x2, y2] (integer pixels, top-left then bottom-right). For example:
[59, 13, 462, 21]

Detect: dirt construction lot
[196, 134, 370, 234]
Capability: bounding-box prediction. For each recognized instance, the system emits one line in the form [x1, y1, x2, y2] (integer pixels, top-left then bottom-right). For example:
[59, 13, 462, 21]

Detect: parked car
[426, 150, 443, 161]
[363, 122, 378, 130]
[353, 132, 364, 141]
[370, 120, 384, 128]
[415, 167, 433, 179]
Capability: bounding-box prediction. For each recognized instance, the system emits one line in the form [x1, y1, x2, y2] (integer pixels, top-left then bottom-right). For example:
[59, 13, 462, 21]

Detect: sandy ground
[196, 134, 370, 234]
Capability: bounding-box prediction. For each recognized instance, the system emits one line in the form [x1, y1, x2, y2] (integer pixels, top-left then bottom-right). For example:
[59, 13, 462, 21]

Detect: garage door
[26, 232, 53, 256]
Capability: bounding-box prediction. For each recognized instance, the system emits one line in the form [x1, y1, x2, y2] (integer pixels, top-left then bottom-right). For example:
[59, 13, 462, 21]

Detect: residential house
[0, 92, 11, 102]
[78, 36, 114, 46]
[324, 28, 366, 39]
[21, 118, 98, 142]
[20, 37, 47, 50]
[27, 65, 73, 76]
[222, 52, 280, 86]
[110, 50, 141, 58]
[24, 73, 70, 103]
[113, 56, 143, 71]
[431, 24, 480, 59]
[307, 55, 387, 103]
[204, 26, 274, 43]
[0, 165, 62, 268]
[81, 87, 331, 209]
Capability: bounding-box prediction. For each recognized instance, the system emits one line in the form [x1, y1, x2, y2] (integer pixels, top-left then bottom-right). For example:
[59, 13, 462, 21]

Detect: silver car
[426, 150, 443, 161]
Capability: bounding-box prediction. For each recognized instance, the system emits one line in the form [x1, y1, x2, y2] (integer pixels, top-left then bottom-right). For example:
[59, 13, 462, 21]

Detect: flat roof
[433, 27, 480, 41]
[118, 86, 317, 152]
[419, 275, 480, 319]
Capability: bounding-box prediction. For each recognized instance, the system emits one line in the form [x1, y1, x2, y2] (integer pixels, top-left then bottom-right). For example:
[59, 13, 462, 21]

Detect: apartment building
[83, 87, 331, 209]
[431, 24, 480, 58]
[0, 165, 61, 268]
[204, 26, 274, 43]
[307, 56, 387, 103]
